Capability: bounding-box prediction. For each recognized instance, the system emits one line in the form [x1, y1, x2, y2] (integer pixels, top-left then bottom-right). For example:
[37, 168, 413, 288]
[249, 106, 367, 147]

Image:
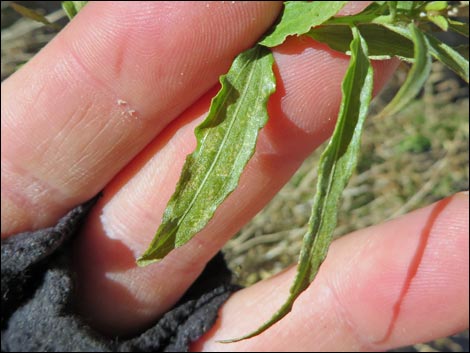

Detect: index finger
[1, 1, 282, 236]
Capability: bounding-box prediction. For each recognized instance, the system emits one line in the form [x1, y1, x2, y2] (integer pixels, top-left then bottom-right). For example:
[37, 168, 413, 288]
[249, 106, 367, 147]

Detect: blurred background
[2, 1, 468, 351]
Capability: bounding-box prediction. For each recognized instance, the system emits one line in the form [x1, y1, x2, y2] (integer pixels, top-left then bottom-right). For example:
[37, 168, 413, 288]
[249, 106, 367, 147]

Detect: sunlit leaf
[62, 1, 88, 20]
[137, 46, 275, 266]
[424, 1, 448, 12]
[221, 26, 374, 343]
[379, 24, 432, 117]
[259, 1, 347, 47]
[448, 20, 469, 37]
[132, 0, 469, 342]
[428, 14, 449, 31]
[426, 32, 469, 82]
[396, 1, 427, 11]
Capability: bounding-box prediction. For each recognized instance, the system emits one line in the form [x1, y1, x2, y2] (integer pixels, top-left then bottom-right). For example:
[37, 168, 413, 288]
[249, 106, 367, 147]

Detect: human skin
[1, 2, 468, 351]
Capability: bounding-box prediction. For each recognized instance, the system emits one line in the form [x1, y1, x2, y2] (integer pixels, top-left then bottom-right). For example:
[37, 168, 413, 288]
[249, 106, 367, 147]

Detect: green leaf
[10, 2, 61, 30]
[324, 2, 391, 25]
[385, 24, 469, 83]
[379, 24, 432, 118]
[221, 26, 374, 343]
[388, 1, 398, 21]
[425, 32, 469, 83]
[259, 1, 347, 47]
[325, 1, 427, 26]
[428, 14, 449, 31]
[308, 23, 414, 61]
[395, 1, 426, 11]
[425, 33, 468, 83]
[62, 1, 88, 20]
[448, 20, 469, 37]
[424, 1, 448, 12]
[137, 46, 275, 266]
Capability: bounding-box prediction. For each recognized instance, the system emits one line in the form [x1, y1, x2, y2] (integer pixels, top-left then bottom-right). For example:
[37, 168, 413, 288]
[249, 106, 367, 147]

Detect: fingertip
[196, 194, 468, 351]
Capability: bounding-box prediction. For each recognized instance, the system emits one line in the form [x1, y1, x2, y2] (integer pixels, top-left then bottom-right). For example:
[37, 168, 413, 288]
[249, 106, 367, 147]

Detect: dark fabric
[1, 196, 238, 352]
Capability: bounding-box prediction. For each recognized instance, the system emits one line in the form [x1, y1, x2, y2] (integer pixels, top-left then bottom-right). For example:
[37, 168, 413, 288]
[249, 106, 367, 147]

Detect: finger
[1, 1, 282, 236]
[72, 4, 399, 334]
[194, 193, 469, 352]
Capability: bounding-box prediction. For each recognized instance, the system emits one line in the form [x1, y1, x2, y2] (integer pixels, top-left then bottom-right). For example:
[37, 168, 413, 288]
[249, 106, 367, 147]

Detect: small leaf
[259, 1, 347, 47]
[137, 46, 275, 266]
[448, 20, 469, 37]
[424, 1, 448, 12]
[221, 26, 374, 343]
[62, 1, 88, 20]
[10, 3, 61, 31]
[379, 24, 432, 118]
[308, 23, 414, 61]
[428, 14, 449, 31]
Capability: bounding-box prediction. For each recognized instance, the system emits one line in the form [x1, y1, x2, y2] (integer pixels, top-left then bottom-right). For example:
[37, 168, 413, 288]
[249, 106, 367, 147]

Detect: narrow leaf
[259, 1, 347, 47]
[324, 1, 424, 26]
[221, 26, 374, 343]
[385, 24, 469, 82]
[10, 3, 61, 30]
[137, 46, 275, 266]
[62, 1, 88, 20]
[448, 20, 469, 37]
[454, 45, 469, 61]
[425, 32, 469, 82]
[308, 23, 414, 61]
[379, 24, 432, 118]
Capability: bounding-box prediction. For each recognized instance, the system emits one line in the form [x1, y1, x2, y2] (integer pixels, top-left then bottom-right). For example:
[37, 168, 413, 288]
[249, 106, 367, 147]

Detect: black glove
[1, 195, 239, 352]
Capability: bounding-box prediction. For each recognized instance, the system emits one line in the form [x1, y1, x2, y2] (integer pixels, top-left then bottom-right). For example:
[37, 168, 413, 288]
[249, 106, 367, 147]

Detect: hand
[2, 2, 468, 351]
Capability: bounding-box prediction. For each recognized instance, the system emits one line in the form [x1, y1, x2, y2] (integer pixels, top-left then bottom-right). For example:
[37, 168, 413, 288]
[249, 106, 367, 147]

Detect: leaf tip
[136, 254, 161, 267]
[215, 332, 258, 344]
[215, 338, 242, 344]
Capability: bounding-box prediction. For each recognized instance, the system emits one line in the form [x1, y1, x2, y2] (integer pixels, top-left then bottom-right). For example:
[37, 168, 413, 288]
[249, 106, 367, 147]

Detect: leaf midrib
[174, 49, 261, 234]
[306, 34, 364, 280]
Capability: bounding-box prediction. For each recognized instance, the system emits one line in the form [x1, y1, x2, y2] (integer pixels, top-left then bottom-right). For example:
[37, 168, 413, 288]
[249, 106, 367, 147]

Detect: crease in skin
[376, 195, 454, 344]
[1, 158, 68, 237]
[65, 35, 117, 96]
